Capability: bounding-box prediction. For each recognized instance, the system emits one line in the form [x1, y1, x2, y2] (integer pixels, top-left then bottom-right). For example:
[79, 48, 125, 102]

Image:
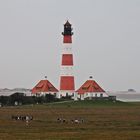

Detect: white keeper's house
[75, 78, 109, 100]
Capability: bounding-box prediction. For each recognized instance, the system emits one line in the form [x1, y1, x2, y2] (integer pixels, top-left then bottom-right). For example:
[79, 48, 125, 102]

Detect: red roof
[31, 80, 58, 94]
[76, 80, 105, 94]
[62, 54, 73, 65]
[60, 76, 75, 90]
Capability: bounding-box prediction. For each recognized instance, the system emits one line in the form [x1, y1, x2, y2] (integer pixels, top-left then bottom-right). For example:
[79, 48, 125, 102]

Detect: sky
[0, 0, 140, 91]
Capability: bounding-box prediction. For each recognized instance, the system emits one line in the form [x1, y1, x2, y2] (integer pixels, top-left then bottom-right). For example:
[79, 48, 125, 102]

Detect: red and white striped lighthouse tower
[59, 21, 75, 97]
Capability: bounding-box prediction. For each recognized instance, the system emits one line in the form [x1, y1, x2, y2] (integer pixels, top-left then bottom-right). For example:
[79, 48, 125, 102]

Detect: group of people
[57, 118, 84, 124]
[11, 115, 33, 124]
[11, 115, 85, 124]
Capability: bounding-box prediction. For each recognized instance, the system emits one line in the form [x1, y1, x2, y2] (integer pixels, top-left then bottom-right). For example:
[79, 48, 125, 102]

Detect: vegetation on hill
[0, 93, 58, 106]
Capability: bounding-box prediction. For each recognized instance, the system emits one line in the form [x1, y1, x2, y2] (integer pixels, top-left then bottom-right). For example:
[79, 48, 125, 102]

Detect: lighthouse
[59, 21, 75, 97]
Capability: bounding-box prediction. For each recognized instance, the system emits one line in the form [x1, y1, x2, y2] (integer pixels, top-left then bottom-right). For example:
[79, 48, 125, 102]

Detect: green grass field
[0, 100, 140, 140]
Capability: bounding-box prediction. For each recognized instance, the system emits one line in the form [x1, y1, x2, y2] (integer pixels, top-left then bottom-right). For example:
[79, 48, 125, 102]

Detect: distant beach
[108, 91, 140, 102]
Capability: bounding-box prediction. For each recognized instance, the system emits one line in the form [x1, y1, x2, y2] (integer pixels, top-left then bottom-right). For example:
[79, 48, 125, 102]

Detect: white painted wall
[59, 90, 75, 97]
[77, 92, 109, 100]
[60, 66, 74, 76]
[62, 44, 73, 54]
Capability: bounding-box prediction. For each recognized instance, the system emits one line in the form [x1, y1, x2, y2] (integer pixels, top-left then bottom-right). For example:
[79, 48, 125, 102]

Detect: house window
[66, 93, 68, 97]
[100, 93, 103, 97]
[54, 93, 56, 97]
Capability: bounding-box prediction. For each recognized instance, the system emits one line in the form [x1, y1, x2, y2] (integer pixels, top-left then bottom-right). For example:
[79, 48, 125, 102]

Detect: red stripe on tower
[60, 21, 75, 96]
[62, 54, 73, 65]
[63, 36, 72, 43]
[60, 76, 75, 90]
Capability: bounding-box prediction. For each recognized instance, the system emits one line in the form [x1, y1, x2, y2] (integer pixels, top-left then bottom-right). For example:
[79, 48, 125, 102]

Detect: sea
[108, 91, 140, 102]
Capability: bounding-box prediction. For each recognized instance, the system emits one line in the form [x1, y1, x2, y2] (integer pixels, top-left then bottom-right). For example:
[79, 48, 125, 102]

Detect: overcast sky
[0, 0, 140, 91]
